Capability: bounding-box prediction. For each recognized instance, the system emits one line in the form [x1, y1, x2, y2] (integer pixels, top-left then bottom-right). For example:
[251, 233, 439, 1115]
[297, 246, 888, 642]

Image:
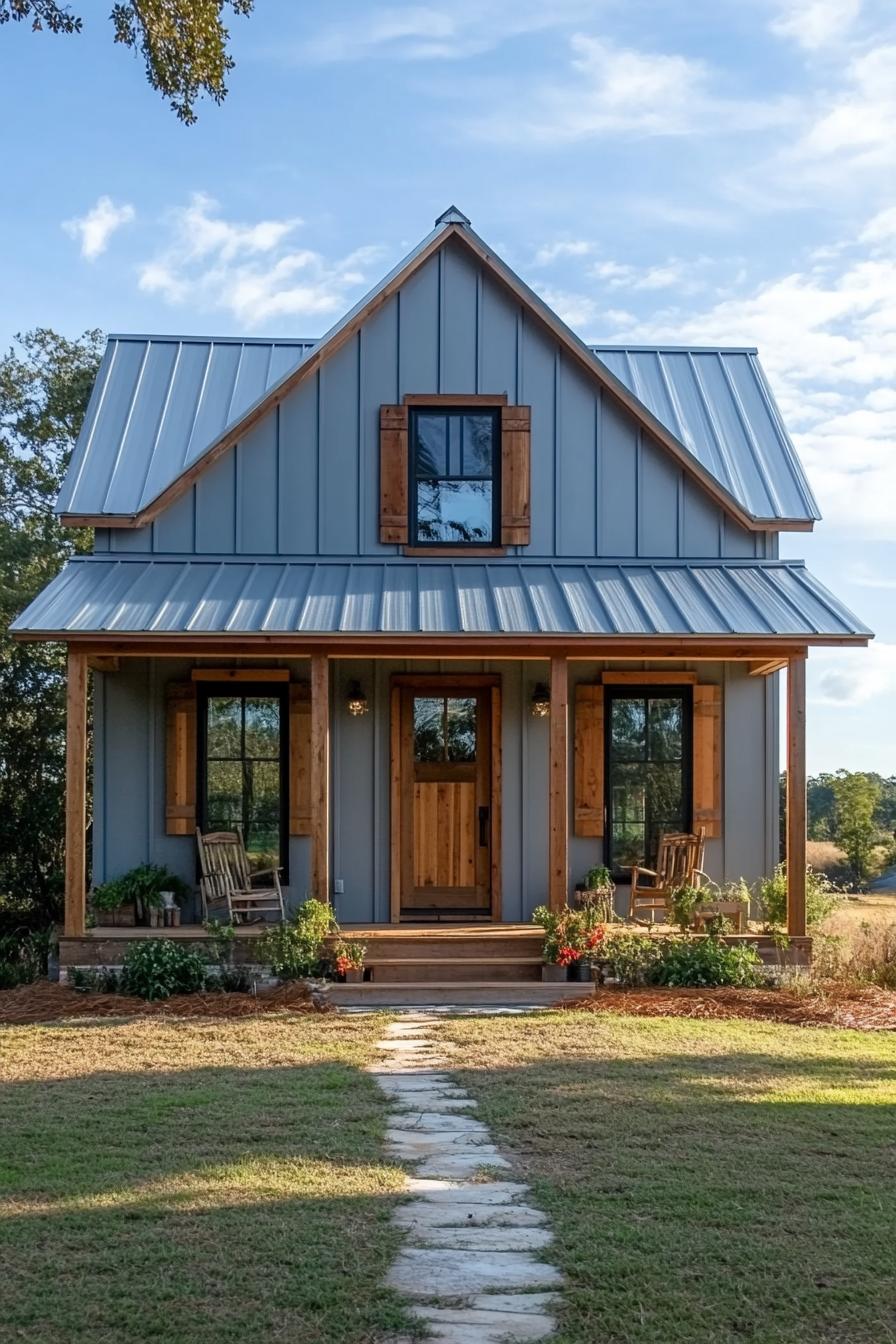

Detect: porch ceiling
[11, 556, 871, 643]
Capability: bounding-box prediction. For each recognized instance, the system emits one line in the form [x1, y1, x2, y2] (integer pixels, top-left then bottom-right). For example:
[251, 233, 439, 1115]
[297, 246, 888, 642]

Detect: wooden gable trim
[60, 223, 809, 534]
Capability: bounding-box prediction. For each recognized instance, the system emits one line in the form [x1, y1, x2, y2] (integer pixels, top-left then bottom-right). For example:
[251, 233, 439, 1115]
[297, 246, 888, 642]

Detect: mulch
[559, 984, 896, 1031]
[0, 979, 332, 1025]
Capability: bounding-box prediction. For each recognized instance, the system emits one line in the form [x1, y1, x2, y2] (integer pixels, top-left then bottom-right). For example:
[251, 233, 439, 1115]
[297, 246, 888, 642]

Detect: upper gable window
[411, 408, 500, 546]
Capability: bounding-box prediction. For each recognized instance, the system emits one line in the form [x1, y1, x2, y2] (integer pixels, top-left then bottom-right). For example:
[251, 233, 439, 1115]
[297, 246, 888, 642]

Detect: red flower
[586, 925, 605, 949]
[556, 944, 581, 966]
[335, 955, 352, 975]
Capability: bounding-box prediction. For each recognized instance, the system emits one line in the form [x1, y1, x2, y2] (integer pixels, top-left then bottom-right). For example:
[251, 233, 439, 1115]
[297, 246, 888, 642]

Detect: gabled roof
[57, 210, 820, 530]
[10, 556, 870, 643]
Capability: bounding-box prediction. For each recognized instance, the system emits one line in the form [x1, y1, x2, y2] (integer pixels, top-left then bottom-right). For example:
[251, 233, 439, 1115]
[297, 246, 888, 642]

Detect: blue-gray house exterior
[13, 208, 871, 939]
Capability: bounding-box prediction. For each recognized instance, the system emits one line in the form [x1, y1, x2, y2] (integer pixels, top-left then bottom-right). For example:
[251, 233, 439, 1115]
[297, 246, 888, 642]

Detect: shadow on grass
[450, 1040, 896, 1344]
[0, 1059, 418, 1344]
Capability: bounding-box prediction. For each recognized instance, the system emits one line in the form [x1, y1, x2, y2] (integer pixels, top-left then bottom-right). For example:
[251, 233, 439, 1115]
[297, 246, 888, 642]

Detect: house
[12, 207, 872, 979]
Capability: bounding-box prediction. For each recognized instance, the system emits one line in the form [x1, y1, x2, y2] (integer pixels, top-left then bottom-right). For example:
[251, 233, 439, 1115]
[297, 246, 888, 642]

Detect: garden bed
[559, 982, 896, 1031]
[0, 978, 330, 1024]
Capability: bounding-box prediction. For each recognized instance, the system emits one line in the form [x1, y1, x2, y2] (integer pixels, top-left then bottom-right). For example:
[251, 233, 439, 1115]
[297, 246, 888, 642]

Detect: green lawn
[440, 1012, 896, 1344]
[0, 1012, 416, 1344]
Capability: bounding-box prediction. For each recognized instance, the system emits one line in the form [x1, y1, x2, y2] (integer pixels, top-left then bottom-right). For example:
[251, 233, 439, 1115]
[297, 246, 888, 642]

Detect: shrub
[120, 939, 207, 1000]
[0, 928, 53, 989]
[70, 966, 120, 993]
[757, 864, 843, 930]
[668, 883, 704, 933]
[532, 905, 586, 964]
[603, 931, 763, 988]
[653, 937, 764, 988]
[259, 898, 337, 980]
[601, 933, 663, 986]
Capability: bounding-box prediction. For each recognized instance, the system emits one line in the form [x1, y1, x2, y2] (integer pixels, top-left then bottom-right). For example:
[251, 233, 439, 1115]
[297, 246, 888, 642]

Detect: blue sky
[1, 0, 893, 773]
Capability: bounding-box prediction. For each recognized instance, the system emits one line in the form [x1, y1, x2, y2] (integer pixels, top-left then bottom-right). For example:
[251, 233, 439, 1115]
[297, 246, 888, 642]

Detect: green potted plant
[333, 939, 367, 983]
[91, 864, 189, 929]
[668, 882, 704, 933]
[532, 905, 584, 981]
[576, 865, 615, 922]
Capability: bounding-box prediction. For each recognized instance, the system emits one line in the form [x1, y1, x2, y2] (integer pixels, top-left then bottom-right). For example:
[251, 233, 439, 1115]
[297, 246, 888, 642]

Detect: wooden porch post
[310, 653, 330, 902]
[786, 653, 807, 938]
[64, 647, 88, 937]
[549, 655, 569, 912]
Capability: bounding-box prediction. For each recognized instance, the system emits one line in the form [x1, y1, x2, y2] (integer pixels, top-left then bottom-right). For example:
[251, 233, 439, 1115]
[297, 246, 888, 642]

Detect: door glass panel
[446, 697, 477, 761]
[648, 698, 682, 761]
[414, 697, 445, 761]
[611, 699, 646, 760]
[207, 697, 241, 758]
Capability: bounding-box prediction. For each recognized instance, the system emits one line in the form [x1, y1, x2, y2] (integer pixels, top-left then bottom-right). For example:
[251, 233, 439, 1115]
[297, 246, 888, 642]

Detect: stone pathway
[368, 1012, 561, 1343]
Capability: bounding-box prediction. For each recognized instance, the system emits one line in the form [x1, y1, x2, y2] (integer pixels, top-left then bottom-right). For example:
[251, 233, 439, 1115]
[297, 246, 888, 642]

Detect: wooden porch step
[326, 981, 593, 1007]
[368, 957, 543, 984]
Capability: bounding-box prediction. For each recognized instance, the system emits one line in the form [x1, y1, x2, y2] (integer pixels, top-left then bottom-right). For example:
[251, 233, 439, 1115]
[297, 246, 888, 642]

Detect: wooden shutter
[289, 682, 312, 836]
[165, 681, 196, 836]
[379, 404, 409, 543]
[574, 684, 604, 837]
[500, 405, 531, 545]
[693, 684, 721, 838]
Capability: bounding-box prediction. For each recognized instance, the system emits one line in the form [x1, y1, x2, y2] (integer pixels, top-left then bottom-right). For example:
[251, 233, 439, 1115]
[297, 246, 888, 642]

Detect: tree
[0, 328, 103, 935]
[0, 0, 254, 124]
[831, 770, 882, 884]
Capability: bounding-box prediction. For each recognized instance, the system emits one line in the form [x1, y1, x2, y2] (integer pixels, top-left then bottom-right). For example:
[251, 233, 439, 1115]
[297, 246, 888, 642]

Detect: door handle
[478, 806, 490, 847]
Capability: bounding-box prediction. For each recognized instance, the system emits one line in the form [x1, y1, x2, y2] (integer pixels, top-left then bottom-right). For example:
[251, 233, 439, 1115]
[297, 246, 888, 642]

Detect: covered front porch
[58, 633, 813, 967]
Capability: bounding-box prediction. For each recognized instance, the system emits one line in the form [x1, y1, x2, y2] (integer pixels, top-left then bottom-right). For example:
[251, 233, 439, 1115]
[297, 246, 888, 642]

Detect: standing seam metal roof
[11, 558, 870, 640]
[53, 221, 820, 526]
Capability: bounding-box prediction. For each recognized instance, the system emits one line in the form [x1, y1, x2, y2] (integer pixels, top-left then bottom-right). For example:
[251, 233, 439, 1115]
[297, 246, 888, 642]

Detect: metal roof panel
[13, 559, 869, 641]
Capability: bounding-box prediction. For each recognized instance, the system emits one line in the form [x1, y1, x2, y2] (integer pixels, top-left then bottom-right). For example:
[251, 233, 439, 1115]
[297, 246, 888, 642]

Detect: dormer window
[411, 408, 499, 547]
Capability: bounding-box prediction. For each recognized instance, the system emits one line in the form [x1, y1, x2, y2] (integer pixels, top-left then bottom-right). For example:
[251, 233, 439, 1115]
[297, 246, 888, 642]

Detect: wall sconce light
[346, 681, 369, 716]
[530, 683, 550, 718]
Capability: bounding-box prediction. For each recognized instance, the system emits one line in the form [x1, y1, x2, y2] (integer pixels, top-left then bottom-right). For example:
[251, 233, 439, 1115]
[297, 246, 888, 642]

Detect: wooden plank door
[396, 681, 496, 917]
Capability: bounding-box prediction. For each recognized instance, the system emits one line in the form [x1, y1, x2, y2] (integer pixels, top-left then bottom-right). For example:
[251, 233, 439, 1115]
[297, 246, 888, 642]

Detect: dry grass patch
[0, 1012, 416, 1344]
[441, 1011, 896, 1344]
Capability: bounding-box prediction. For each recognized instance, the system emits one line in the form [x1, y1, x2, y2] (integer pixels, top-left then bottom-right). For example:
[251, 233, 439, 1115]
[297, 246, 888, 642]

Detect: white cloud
[137, 194, 382, 328]
[590, 213, 896, 535]
[467, 34, 795, 143]
[302, 0, 596, 62]
[768, 0, 862, 50]
[811, 643, 896, 706]
[62, 196, 135, 260]
[533, 240, 593, 265]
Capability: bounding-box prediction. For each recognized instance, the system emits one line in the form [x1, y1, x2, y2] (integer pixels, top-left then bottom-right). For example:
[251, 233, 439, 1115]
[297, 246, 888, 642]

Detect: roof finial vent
[435, 205, 471, 227]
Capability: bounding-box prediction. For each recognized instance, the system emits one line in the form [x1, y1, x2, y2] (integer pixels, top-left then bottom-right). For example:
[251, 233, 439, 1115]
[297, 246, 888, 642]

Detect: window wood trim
[500, 405, 531, 545]
[165, 680, 197, 836]
[693, 683, 722, 838]
[402, 393, 508, 406]
[379, 404, 409, 543]
[573, 683, 604, 837]
[401, 545, 506, 558]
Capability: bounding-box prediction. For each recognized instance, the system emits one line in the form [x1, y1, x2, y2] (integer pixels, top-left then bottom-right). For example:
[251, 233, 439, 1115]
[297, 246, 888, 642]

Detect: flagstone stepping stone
[404, 1179, 531, 1203]
[410, 1302, 557, 1341]
[394, 1201, 547, 1229]
[388, 1111, 487, 1132]
[386, 1248, 562, 1296]
[411, 1152, 513, 1178]
[409, 1225, 554, 1252]
[392, 1094, 477, 1112]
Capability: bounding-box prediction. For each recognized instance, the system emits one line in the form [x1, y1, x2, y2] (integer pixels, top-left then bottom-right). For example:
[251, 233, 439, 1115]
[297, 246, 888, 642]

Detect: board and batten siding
[91, 658, 778, 922]
[92, 240, 774, 562]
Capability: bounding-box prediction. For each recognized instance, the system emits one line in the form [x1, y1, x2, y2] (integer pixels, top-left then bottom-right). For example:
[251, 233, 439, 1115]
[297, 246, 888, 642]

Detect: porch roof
[11, 556, 871, 643]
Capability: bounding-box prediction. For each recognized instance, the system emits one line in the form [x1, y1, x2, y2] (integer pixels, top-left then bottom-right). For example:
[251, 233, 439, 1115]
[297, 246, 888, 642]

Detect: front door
[394, 678, 499, 919]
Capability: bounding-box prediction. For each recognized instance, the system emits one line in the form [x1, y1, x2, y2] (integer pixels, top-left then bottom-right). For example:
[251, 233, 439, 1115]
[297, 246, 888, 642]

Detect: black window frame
[604, 684, 693, 881]
[196, 682, 290, 881]
[409, 405, 501, 548]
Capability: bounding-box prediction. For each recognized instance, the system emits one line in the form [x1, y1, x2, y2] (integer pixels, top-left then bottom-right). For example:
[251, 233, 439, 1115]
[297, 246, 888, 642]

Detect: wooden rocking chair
[628, 828, 707, 923]
[195, 828, 286, 924]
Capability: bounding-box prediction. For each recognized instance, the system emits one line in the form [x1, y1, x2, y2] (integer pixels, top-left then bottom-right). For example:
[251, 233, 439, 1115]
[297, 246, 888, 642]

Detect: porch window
[605, 686, 692, 876]
[198, 685, 288, 876]
[411, 407, 499, 546]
